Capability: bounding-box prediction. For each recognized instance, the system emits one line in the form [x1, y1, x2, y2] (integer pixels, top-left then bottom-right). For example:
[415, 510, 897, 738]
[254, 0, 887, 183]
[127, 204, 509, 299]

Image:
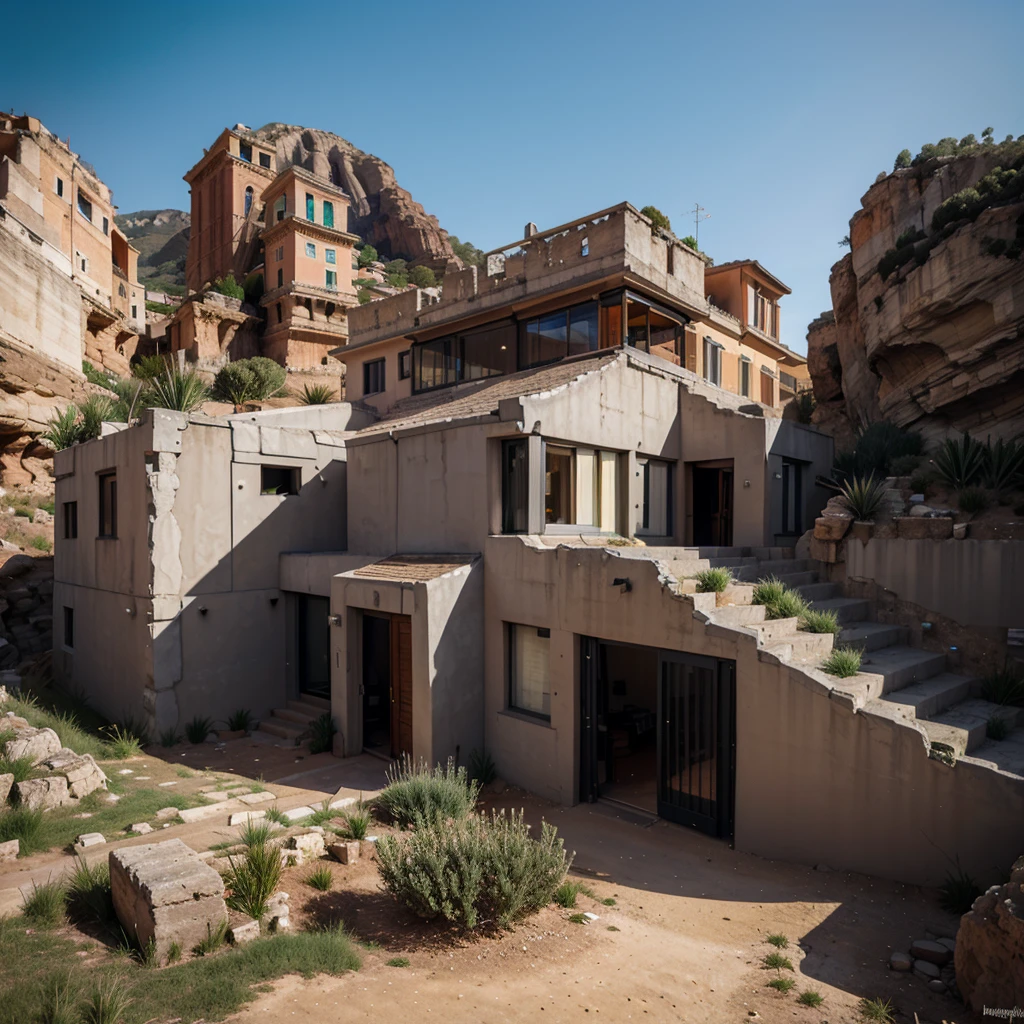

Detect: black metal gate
[657, 652, 735, 838]
[579, 636, 600, 803]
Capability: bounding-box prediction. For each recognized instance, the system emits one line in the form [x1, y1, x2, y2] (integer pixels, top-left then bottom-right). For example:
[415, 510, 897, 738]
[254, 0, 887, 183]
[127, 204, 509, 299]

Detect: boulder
[955, 855, 1024, 1013]
[40, 749, 107, 799]
[910, 938, 952, 965]
[228, 912, 260, 944]
[288, 831, 326, 859]
[328, 840, 360, 865]
[15, 774, 69, 811]
[889, 950, 912, 971]
[913, 959, 941, 980]
[0, 838, 18, 862]
[110, 838, 227, 960]
[3, 726, 61, 765]
[814, 516, 851, 542]
[0, 772, 13, 804]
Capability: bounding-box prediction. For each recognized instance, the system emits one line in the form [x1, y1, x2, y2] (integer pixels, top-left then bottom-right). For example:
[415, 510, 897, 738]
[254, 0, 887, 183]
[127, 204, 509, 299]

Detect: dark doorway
[580, 639, 735, 839]
[362, 613, 391, 753]
[390, 614, 413, 757]
[691, 461, 734, 546]
[298, 595, 330, 700]
[780, 459, 803, 537]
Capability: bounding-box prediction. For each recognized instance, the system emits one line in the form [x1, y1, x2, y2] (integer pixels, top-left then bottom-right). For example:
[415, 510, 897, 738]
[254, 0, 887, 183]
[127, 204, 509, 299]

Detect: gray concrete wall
[845, 538, 1024, 630]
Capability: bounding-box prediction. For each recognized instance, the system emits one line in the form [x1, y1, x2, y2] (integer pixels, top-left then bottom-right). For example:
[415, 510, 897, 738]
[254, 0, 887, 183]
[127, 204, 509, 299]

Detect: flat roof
[349, 555, 476, 582]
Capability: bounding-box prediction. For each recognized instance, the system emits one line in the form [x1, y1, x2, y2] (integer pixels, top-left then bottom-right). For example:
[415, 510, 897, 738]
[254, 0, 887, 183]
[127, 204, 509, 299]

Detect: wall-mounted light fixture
[269, 597, 279, 607]
[329, 614, 343, 627]
[612, 577, 633, 594]
[199, 606, 208, 616]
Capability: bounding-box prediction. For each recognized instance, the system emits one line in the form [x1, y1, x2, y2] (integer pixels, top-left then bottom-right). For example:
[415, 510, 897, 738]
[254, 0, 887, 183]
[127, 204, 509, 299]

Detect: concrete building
[0, 112, 144, 373]
[53, 203, 1022, 890]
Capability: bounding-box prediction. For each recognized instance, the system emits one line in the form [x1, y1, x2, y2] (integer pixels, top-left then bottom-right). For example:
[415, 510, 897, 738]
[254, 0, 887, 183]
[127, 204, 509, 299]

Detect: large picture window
[412, 321, 516, 392]
[520, 301, 598, 369]
[508, 623, 551, 719]
[545, 443, 617, 532]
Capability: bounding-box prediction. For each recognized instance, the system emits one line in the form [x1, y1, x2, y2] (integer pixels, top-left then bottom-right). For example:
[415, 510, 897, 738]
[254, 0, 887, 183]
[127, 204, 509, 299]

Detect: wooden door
[389, 614, 413, 758]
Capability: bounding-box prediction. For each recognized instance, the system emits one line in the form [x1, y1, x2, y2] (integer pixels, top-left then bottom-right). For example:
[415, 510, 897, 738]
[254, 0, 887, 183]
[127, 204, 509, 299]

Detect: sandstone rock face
[248, 124, 461, 273]
[956, 855, 1024, 1013]
[0, 772, 12, 804]
[807, 148, 1024, 447]
[110, 838, 228, 959]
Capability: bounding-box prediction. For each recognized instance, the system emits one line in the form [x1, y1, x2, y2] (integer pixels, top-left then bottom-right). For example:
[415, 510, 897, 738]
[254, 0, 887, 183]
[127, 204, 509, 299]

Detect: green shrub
[854, 422, 923, 476]
[640, 206, 671, 232]
[694, 567, 732, 593]
[158, 727, 181, 747]
[227, 708, 253, 733]
[104, 725, 142, 760]
[82, 975, 133, 1023]
[939, 861, 981, 914]
[41, 406, 84, 451]
[340, 806, 370, 840]
[145, 368, 210, 413]
[78, 394, 118, 438]
[468, 748, 497, 786]
[751, 577, 808, 620]
[308, 713, 337, 755]
[192, 918, 230, 956]
[554, 879, 593, 908]
[800, 609, 841, 635]
[935, 432, 986, 489]
[958, 487, 991, 515]
[384, 259, 408, 276]
[247, 356, 287, 400]
[386, 272, 409, 289]
[185, 715, 213, 744]
[22, 878, 67, 927]
[82, 360, 114, 387]
[210, 273, 244, 300]
[449, 236, 484, 266]
[242, 271, 264, 306]
[31, 536, 53, 552]
[909, 467, 937, 494]
[766, 933, 789, 948]
[376, 809, 570, 931]
[378, 756, 480, 828]
[408, 265, 436, 288]
[239, 820, 277, 849]
[859, 996, 895, 1023]
[131, 354, 169, 380]
[225, 840, 281, 921]
[839, 473, 887, 521]
[66, 856, 114, 927]
[386, 956, 410, 967]
[821, 646, 862, 678]
[306, 865, 333, 892]
[980, 668, 1024, 706]
[767, 977, 795, 993]
[762, 951, 794, 971]
[356, 244, 378, 268]
[893, 149, 912, 170]
[895, 227, 925, 249]
[798, 990, 824, 1007]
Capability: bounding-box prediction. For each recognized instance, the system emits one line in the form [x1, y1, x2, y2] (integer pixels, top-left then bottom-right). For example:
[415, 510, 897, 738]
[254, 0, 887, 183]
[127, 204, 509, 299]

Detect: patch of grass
[176, 766, 195, 778]
[306, 798, 337, 828]
[800, 609, 841, 634]
[762, 952, 794, 972]
[264, 807, 288, 826]
[192, 919, 229, 956]
[0, 753, 39, 782]
[82, 975, 133, 1023]
[987, 714, 1010, 741]
[567, 912, 587, 924]
[22, 878, 67, 927]
[386, 956, 410, 967]
[35, 969, 81, 1024]
[238, 820, 277, 849]
[225, 839, 282, 921]
[821, 646, 863, 678]
[306, 865, 333, 892]
[554, 879, 594, 909]
[30, 535, 53, 552]
[66, 857, 114, 929]
[342, 805, 372, 840]
[467, 747, 497, 786]
[104, 725, 142, 760]
[940, 862, 982, 914]
[751, 576, 808, 620]
[859, 996, 895, 1023]
[766, 932, 789, 948]
[0, 806, 44, 852]
[185, 716, 213, 744]
[601, 897, 616, 907]
[797, 989, 824, 1007]
[166, 941, 181, 964]
[767, 977, 796, 993]
[378, 755, 480, 828]
[694, 567, 732, 593]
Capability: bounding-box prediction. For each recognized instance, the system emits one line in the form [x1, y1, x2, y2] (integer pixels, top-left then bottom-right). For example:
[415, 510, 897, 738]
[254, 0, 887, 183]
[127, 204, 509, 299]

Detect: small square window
[63, 501, 78, 539]
[305, 242, 316, 258]
[63, 607, 74, 650]
[325, 248, 336, 264]
[98, 471, 116, 538]
[398, 350, 411, 380]
[260, 465, 300, 496]
[102, 216, 109, 236]
[507, 623, 551, 719]
[363, 358, 385, 396]
[55, 177, 64, 198]
[239, 142, 252, 162]
[259, 152, 271, 168]
[325, 269, 337, 290]
[77, 192, 92, 222]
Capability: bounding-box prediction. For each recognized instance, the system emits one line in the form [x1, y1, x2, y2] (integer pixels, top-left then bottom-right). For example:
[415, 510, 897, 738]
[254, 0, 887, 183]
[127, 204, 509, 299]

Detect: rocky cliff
[116, 209, 190, 291]
[246, 124, 460, 273]
[807, 139, 1024, 448]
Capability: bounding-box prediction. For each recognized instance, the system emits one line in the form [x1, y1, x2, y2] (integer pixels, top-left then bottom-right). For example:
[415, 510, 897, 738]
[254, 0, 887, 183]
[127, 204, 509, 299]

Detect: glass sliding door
[298, 595, 331, 700]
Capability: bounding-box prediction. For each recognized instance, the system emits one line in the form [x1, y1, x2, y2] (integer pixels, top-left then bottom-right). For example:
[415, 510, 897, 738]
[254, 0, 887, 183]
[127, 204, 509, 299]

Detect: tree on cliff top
[641, 206, 672, 232]
[449, 236, 484, 266]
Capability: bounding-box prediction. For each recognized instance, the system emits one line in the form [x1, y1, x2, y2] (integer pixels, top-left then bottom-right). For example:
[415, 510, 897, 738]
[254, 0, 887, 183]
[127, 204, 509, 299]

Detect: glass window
[63, 607, 74, 650]
[274, 195, 286, 222]
[98, 471, 116, 538]
[398, 350, 411, 380]
[544, 443, 617, 531]
[306, 193, 314, 220]
[323, 200, 334, 228]
[462, 321, 517, 380]
[740, 357, 751, 397]
[363, 358, 385, 395]
[413, 337, 455, 391]
[545, 445, 574, 525]
[274, 245, 284, 262]
[259, 151, 271, 168]
[638, 458, 672, 536]
[63, 501, 78, 539]
[703, 337, 722, 386]
[77, 191, 92, 222]
[521, 310, 567, 368]
[325, 269, 337, 290]
[649, 309, 682, 361]
[568, 302, 598, 356]
[305, 242, 316, 258]
[239, 142, 252, 162]
[55, 177, 64, 197]
[244, 186, 253, 217]
[626, 299, 649, 350]
[508, 623, 551, 719]
[325, 248, 336, 264]
[277, 269, 283, 288]
[502, 439, 529, 534]
[102, 216, 109, 236]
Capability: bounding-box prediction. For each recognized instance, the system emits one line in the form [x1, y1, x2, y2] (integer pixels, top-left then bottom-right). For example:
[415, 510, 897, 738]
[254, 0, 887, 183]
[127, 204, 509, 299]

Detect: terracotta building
[0, 112, 144, 373]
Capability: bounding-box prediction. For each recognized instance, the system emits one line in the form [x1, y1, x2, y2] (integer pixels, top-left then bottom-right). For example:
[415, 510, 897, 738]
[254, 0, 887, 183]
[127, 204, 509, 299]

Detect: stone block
[202, 790, 231, 803]
[228, 913, 260, 944]
[889, 951, 912, 971]
[282, 804, 313, 821]
[110, 838, 227, 960]
[910, 938, 952, 965]
[178, 803, 230, 824]
[3, 726, 61, 765]
[288, 832, 326, 859]
[229, 810, 266, 826]
[238, 791, 275, 806]
[814, 516, 851, 541]
[41, 749, 106, 799]
[0, 772, 13, 804]
[329, 796, 356, 811]
[76, 832, 106, 849]
[896, 516, 954, 540]
[280, 847, 304, 867]
[16, 775, 69, 810]
[913, 959, 941, 980]
[328, 841, 360, 865]
[953, 522, 967, 539]
[155, 807, 180, 821]
[0, 838, 18, 862]
[130, 823, 154, 835]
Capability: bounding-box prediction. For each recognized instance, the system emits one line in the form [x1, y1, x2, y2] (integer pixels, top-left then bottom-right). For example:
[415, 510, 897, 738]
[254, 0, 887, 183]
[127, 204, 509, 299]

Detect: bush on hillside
[640, 206, 671, 232]
[210, 273, 244, 300]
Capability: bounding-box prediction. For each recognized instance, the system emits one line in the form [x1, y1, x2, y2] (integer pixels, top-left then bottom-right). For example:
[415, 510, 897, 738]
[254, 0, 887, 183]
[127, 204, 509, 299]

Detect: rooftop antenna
[690, 203, 710, 246]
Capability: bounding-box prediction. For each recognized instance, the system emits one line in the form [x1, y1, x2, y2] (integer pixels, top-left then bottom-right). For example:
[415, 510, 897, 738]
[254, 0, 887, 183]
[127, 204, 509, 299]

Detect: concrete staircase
[258, 695, 331, 746]
[664, 546, 1024, 779]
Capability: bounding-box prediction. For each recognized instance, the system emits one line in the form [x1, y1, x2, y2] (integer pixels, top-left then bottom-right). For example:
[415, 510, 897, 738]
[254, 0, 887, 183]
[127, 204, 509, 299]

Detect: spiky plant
[934, 432, 986, 489]
[306, 865, 334, 891]
[131, 354, 169, 380]
[981, 436, 1024, 494]
[694, 567, 733, 593]
[981, 667, 1024, 707]
[40, 406, 83, 450]
[939, 861, 982, 914]
[859, 996, 895, 1023]
[185, 715, 214, 744]
[227, 708, 253, 732]
[77, 394, 117, 439]
[839, 473, 887, 521]
[800, 608, 841, 634]
[299, 382, 336, 405]
[145, 367, 210, 412]
[957, 487, 991, 515]
[822, 646, 862, 678]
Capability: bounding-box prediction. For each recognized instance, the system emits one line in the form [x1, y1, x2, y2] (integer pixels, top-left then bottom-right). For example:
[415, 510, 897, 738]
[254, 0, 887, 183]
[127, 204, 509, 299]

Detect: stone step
[839, 621, 908, 652]
[765, 631, 836, 662]
[272, 707, 318, 726]
[287, 697, 331, 714]
[709, 604, 767, 627]
[731, 559, 813, 581]
[749, 617, 802, 645]
[964, 727, 1024, 778]
[919, 700, 1024, 756]
[857, 646, 948, 693]
[706, 556, 759, 569]
[794, 581, 842, 602]
[260, 718, 305, 743]
[876, 673, 976, 721]
[806, 596, 872, 624]
[775, 570, 820, 587]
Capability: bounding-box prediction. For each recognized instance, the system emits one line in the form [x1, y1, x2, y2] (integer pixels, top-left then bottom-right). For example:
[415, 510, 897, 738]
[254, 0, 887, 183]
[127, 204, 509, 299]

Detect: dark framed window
[63, 501, 78, 539]
[306, 193, 315, 220]
[239, 142, 252, 162]
[77, 191, 92, 222]
[259, 151, 271, 168]
[703, 337, 723, 387]
[244, 186, 253, 217]
[98, 472, 116, 538]
[277, 268, 283, 288]
[740, 357, 751, 397]
[260, 465, 300, 496]
[501, 439, 528, 534]
[55, 177, 64, 197]
[63, 607, 74, 650]
[276, 302, 283, 323]
[323, 200, 334, 228]
[507, 623, 551, 719]
[102, 216, 109, 236]
[520, 301, 597, 369]
[398, 350, 411, 380]
[363, 358, 386, 396]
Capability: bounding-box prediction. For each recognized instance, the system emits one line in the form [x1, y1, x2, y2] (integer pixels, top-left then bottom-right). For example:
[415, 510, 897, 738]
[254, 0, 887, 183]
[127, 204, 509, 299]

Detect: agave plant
[299, 382, 337, 405]
[839, 473, 887, 521]
[145, 367, 210, 412]
[40, 405, 83, 450]
[981, 436, 1024, 494]
[77, 394, 117, 440]
[934, 432, 986, 489]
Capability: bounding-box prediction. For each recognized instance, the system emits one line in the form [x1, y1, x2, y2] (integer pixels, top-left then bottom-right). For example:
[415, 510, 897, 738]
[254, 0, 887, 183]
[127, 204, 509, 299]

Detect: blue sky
[3, 0, 1022, 352]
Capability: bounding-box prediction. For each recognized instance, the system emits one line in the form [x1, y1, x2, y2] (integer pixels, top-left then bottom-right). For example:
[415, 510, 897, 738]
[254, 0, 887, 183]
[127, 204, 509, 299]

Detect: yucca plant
[40, 406, 83, 450]
[299, 382, 336, 405]
[145, 367, 210, 412]
[185, 715, 214, 743]
[78, 394, 118, 439]
[227, 708, 253, 732]
[225, 838, 281, 920]
[981, 436, 1024, 494]
[934, 432, 986, 489]
[839, 473, 887, 521]
[306, 865, 334, 891]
